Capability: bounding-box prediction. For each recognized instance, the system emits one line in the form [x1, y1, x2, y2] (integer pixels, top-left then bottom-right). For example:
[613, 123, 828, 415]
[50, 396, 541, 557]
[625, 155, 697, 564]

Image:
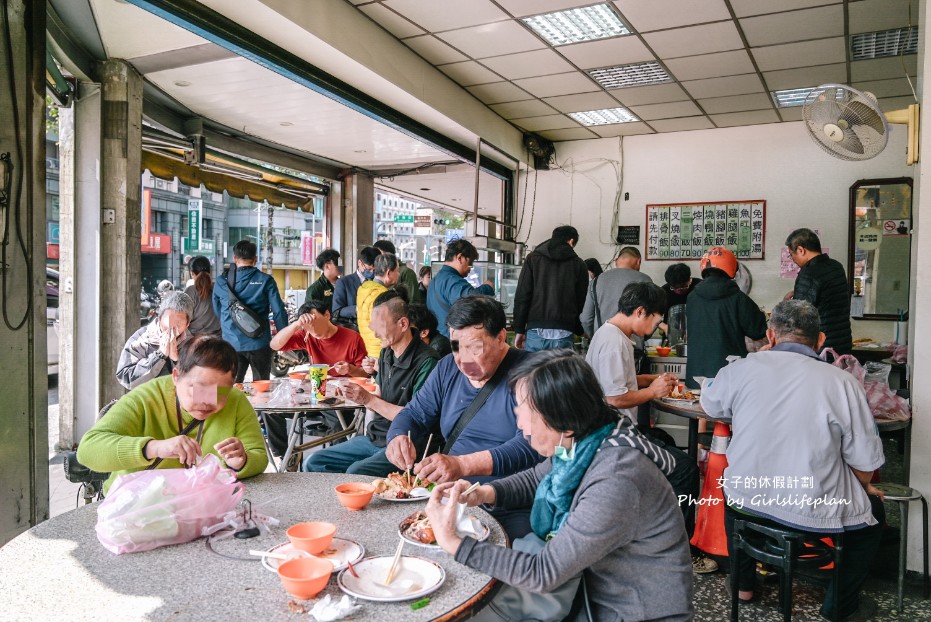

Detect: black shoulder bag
[441, 348, 518, 454]
[225, 264, 265, 338]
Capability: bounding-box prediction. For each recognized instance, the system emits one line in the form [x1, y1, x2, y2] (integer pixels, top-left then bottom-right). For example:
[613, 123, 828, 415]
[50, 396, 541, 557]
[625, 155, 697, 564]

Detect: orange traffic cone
[690, 421, 731, 557]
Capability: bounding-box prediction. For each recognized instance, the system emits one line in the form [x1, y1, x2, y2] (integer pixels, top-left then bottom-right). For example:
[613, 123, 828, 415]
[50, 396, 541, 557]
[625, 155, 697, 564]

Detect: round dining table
[0, 473, 505, 621]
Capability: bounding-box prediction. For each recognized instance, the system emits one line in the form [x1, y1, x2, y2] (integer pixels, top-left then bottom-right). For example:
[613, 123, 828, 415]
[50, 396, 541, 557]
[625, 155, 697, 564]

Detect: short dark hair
[785, 228, 822, 253]
[418, 265, 433, 280]
[373, 239, 397, 255]
[298, 299, 331, 317]
[552, 225, 579, 245]
[508, 350, 618, 439]
[176, 335, 238, 377]
[316, 248, 340, 271]
[373, 288, 409, 322]
[233, 240, 257, 260]
[769, 300, 820, 347]
[583, 258, 603, 278]
[618, 246, 641, 260]
[407, 303, 438, 337]
[618, 282, 667, 317]
[359, 246, 380, 267]
[445, 238, 478, 262]
[374, 253, 398, 277]
[664, 263, 691, 287]
[446, 295, 505, 336]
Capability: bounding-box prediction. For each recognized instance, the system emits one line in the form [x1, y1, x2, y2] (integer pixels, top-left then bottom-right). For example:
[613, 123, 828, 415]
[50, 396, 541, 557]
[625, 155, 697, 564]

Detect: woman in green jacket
[78, 335, 268, 492]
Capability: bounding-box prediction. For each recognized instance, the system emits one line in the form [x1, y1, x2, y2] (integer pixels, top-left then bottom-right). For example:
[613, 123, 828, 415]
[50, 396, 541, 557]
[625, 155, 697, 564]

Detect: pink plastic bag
[95, 454, 244, 554]
[821, 349, 910, 422]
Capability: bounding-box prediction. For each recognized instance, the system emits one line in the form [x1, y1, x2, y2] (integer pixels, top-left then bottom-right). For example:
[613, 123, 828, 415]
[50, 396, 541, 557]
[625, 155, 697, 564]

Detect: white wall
[517, 122, 913, 339]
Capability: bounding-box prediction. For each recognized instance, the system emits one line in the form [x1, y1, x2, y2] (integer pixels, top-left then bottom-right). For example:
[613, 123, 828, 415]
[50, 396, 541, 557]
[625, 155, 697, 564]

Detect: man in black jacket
[512, 225, 589, 351]
[786, 228, 852, 354]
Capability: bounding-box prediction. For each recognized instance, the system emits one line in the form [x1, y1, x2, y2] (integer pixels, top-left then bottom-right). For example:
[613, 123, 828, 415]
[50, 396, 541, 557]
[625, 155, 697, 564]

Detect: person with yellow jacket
[357, 252, 400, 357]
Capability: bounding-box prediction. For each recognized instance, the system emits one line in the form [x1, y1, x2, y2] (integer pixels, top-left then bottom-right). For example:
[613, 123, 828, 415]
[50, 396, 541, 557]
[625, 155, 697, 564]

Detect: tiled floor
[47, 380, 931, 620]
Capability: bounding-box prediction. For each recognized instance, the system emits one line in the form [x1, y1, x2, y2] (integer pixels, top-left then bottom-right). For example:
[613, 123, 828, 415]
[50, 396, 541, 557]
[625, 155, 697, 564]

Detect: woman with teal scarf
[426, 350, 693, 622]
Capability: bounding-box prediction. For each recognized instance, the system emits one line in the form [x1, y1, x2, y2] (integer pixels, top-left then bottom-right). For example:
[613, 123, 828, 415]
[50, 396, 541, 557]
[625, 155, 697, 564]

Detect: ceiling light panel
[770, 86, 845, 108]
[568, 107, 639, 125]
[588, 62, 672, 89]
[851, 26, 918, 60]
[522, 4, 630, 46]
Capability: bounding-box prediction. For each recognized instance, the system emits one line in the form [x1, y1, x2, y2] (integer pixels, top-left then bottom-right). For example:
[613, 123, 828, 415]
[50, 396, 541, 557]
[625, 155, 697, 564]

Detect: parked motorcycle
[270, 296, 307, 377]
[140, 288, 157, 326]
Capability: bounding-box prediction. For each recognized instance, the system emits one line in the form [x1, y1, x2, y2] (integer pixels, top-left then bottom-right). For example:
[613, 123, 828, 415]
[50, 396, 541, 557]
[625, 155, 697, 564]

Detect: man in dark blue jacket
[213, 240, 288, 383]
[426, 238, 494, 337]
[386, 296, 541, 539]
[331, 246, 379, 331]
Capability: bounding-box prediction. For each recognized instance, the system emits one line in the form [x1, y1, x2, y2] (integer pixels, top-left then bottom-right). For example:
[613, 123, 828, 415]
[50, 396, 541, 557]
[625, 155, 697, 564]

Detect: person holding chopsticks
[426, 349, 692, 622]
[385, 296, 542, 539]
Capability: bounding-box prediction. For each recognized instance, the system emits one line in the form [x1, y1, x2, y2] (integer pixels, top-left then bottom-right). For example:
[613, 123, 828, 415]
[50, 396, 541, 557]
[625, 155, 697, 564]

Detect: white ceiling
[75, 0, 921, 214]
[355, 0, 920, 141]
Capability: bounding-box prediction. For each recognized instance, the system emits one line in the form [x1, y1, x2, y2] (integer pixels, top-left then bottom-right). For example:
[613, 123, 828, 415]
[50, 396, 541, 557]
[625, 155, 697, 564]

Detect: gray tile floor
[46, 379, 931, 620]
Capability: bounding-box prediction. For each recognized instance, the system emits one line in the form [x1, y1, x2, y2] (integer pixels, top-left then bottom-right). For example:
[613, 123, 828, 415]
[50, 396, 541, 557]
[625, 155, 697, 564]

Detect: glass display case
[431, 261, 522, 320]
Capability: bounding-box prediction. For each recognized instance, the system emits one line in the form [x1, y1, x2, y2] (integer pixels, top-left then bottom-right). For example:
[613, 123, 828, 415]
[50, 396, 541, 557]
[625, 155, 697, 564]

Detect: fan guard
[802, 84, 889, 161]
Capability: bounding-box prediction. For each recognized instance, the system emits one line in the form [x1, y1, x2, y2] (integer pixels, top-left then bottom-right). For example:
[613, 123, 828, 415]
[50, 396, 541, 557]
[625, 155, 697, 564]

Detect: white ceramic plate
[398, 515, 490, 549]
[338, 555, 445, 602]
[662, 397, 700, 405]
[261, 537, 364, 573]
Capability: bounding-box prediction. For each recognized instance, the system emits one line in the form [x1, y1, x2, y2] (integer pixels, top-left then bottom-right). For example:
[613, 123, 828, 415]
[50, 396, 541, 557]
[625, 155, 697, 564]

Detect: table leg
[259, 412, 280, 473]
[279, 414, 302, 472]
[899, 502, 909, 612]
[688, 419, 698, 461]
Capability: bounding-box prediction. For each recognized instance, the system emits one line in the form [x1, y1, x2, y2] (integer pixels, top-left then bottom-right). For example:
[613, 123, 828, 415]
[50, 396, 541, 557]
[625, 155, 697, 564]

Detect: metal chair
[874, 482, 930, 612]
[730, 519, 843, 622]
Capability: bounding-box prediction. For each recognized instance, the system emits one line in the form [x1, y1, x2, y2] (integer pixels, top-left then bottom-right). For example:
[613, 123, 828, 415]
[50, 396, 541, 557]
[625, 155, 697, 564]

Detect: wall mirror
[848, 177, 912, 320]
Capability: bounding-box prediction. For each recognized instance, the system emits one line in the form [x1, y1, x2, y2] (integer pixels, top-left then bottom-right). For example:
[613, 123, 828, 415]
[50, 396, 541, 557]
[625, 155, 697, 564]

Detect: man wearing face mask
[386, 296, 542, 539]
[116, 291, 194, 390]
[331, 246, 380, 331]
[303, 289, 440, 475]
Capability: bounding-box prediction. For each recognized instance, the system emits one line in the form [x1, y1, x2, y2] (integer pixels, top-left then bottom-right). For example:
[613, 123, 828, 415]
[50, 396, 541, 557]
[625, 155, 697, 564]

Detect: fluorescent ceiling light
[770, 86, 846, 108]
[851, 26, 918, 60]
[568, 107, 639, 126]
[588, 62, 672, 89]
[522, 4, 630, 46]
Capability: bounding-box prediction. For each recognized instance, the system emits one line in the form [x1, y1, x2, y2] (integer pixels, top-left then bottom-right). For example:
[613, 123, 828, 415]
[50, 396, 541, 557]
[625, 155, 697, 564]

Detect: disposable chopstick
[422, 433, 433, 462]
[462, 481, 480, 498]
[406, 431, 413, 487]
[384, 539, 405, 585]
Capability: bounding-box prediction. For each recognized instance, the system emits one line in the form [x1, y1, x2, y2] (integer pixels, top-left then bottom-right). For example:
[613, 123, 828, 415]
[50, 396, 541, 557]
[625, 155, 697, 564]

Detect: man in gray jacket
[580, 246, 653, 340]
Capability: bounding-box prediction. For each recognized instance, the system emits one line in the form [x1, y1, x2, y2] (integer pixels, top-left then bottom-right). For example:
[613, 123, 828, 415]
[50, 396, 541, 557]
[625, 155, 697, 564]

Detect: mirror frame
[847, 176, 913, 321]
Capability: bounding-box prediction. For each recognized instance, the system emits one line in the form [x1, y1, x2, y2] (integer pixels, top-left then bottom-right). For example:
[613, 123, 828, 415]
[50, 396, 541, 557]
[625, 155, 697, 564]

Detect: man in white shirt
[586, 281, 678, 421]
[701, 299, 885, 619]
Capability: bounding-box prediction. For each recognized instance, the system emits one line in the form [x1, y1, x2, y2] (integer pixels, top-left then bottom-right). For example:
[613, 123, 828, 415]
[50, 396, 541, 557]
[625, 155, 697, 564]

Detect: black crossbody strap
[225, 264, 246, 308]
[441, 348, 518, 455]
[591, 273, 602, 328]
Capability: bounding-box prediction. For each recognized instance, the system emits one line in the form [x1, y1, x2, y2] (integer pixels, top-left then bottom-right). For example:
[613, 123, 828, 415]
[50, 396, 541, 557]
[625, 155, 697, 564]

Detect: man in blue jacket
[331, 246, 379, 331]
[426, 238, 494, 337]
[213, 240, 289, 383]
[386, 296, 541, 538]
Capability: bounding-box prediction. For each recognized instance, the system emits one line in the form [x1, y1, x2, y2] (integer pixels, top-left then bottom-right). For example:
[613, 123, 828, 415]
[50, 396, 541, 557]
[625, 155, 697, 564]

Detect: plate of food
[372, 473, 433, 502]
[261, 537, 364, 573]
[662, 387, 700, 404]
[398, 510, 490, 549]
[337, 554, 445, 602]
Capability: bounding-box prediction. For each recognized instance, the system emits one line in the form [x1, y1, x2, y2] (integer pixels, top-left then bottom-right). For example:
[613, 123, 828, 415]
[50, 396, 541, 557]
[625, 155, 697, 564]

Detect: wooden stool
[730, 519, 842, 622]
[874, 483, 930, 612]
